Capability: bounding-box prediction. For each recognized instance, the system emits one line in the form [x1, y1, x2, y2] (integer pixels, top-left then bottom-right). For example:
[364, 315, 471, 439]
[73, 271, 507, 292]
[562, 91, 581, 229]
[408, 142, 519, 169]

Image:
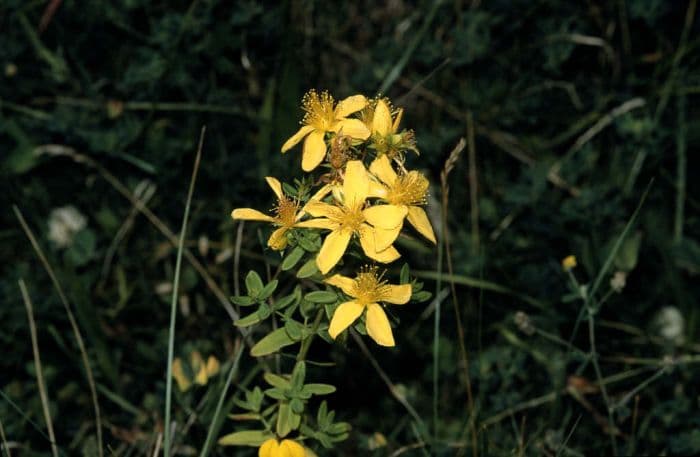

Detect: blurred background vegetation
[1, 0, 699, 455]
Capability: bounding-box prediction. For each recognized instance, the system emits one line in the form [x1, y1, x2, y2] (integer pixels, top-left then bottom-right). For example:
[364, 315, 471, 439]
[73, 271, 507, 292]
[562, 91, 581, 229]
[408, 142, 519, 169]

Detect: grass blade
[164, 126, 206, 456]
[18, 279, 59, 457]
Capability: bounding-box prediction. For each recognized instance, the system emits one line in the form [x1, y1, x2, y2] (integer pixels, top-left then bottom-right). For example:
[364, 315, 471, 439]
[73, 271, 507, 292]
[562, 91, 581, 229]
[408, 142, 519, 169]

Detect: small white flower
[47, 206, 87, 248]
[653, 306, 685, 345]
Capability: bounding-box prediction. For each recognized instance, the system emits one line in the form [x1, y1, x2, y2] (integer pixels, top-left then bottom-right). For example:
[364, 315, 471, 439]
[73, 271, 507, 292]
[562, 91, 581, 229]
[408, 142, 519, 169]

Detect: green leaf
[218, 430, 272, 447]
[264, 373, 291, 389]
[257, 303, 271, 320]
[400, 263, 410, 284]
[258, 280, 278, 300]
[263, 388, 286, 401]
[231, 295, 255, 306]
[290, 398, 304, 414]
[304, 291, 337, 303]
[297, 232, 321, 252]
[613, 231, 642, 272]
[234, 312, 263, 328]
[276, 403, 298, 437]
[412, 291, 432, 302]
[296, 259, 319, 278]
[281, 246, 305, 271]
[284, 319, 304, 341]
[291, 361, 306, 390]
[245, 271, 264, 296]
[301, 383, 336, 396]
[250, 328, 296, 357]
[275, 288, 300, 310]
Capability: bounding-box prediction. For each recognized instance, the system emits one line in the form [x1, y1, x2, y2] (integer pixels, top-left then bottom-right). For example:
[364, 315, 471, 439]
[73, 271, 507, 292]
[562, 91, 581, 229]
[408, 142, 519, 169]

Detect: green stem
[297, 308, 325, 362]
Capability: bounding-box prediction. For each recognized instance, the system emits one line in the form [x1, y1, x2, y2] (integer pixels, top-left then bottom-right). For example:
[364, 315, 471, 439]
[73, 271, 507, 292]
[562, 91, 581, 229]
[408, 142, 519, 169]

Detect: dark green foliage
[1, 0, 699, 455]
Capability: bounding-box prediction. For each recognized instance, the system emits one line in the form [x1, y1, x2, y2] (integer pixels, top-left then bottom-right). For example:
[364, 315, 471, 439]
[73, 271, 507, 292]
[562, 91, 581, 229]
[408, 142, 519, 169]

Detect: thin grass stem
[163, 126, 206, 457]
[18, 279, 59, 457]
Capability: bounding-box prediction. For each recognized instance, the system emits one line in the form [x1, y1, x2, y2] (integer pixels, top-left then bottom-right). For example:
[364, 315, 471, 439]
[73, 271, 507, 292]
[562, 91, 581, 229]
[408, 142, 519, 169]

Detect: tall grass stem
[164, 126, 206, 456]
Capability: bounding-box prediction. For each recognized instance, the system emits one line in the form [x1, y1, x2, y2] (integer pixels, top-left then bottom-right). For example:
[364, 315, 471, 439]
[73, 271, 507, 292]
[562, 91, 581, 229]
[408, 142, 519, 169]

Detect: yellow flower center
[386, 171, 429, 206]
[337, 204, 365, 232]
[302, 89, 335, 131]
[274, 197, 299, 227]
[353, 266, 390, 305]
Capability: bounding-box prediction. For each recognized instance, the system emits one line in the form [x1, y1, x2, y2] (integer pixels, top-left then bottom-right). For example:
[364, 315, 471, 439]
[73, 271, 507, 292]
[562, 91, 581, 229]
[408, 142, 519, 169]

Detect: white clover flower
[47, 206, 87, 248]
[653, 306, 685, 345]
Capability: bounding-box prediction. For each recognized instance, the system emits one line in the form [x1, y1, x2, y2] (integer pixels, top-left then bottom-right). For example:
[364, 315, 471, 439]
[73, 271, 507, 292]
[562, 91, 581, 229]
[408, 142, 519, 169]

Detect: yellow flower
[259, 438, 307, 457]
[231, 177, 328, 250]
[281, 90, 370, 172]
[295, 161, 407, 274]
[172, 351, 220, 392]
[368, 154, 436, 243]
[364, 98, 416, 159]
[562, 255, 577, 271]
[325, 266, 412, 346]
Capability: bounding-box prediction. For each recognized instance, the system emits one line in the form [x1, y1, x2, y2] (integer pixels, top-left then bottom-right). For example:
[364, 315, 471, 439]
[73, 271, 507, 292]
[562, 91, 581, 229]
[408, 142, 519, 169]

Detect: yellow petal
[328, 300, 364, 339]
[303, 201, 342, 219]
[268, 227, 289, 250]
[280, 439, 306, 457]
[369, 244, 400, 263]
[368, 178, 388, 199]
[343, 160, 369, 208]
[259, 438, 279, 457]
[334, 94, 367, 118]
[366, 303, 395, 346]
[369, 154, 398, 186]
[298, 184, 334, 220]
[358, 224, 402, 261]
[295, 218, 339, 230]
[332, 118, 370, 140]
[206, 356, 220, 376]
[281, 125, 314, 153]
[309, 183, 333, 201]
[302, 130, 327, 172]
[363, 204, 407, 229]
[392, 107, 404, 132]
[407, 206, 436, 243]
[265, 177, 284, 200]
[325, 274, 357, 297]
[232, 208, 274, 222]
[372, 99, 393, 136]
[381, 284, 412, 304]
[190, 351, 208, 385]
[372, 226, 402, 252]
[172, 358, 192, 392]
[316, 229, 352, 274]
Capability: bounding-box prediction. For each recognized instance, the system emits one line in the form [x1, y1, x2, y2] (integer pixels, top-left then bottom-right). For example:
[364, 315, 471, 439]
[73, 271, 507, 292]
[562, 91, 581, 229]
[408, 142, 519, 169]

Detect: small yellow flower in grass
[296, 161, 407, 274]
[259, 438, 306, 457]
[281, 90, 370, 172]
[172, 351, 220, 392]
[562, 255, 577, 271]
[231, 177, 328, 250]
[325, 266, 412, 346]
[369, 154, 436, 243]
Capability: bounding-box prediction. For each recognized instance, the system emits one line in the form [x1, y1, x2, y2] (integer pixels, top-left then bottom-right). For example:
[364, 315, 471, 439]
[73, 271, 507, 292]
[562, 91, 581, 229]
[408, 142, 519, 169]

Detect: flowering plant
[218, 91, 434, 455]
